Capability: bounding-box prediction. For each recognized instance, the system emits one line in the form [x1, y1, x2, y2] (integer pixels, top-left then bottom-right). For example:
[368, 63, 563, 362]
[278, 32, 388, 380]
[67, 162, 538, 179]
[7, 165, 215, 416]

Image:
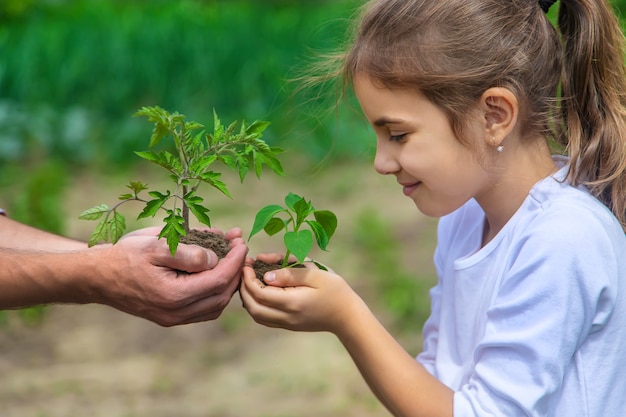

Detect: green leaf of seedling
[137, 190, 170, 219]
[284, 192, 303, 211]
[312, 260, 329, 271]
[189, 155, 217, 176]
[237, 158, 250, 183]
[79, 204, 109, 221]
[249, 204, 286, 239]
[184, 192, 211, 227]
[212, 109, 224, 141]
[160, 210, 186, 255]
[200, 171, 231, 198]
[293, 196, 313, 226]
[118, 193, 134, 200]
[264, 216, 286, 236]
[87, 217, 109, 247]
[127, 181, 148, 195]
[313, 210, 338, 240]
[87, 211, 126, 247]
[134, 106, 171, 147]
[109, 211, 126, 244]
[150, 124, 169, 148]
[245, 120, 270, 136]
[135, 150, 181, 174]
[306, 220, 330, 251]
[284, 229, 313, 263]
[255, 150, 284, 178]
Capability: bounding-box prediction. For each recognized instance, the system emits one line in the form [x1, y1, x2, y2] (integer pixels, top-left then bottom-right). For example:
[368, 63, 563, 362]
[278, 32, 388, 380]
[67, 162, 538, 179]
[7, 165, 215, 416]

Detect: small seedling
[249, 192, 338, 270]
[80, 106, 284, 255]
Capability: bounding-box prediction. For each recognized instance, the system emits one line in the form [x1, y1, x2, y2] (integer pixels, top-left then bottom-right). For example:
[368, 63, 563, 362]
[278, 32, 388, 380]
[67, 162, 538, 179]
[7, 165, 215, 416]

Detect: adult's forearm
[0, 248, 96, 309]
[0, 215, 87, 251]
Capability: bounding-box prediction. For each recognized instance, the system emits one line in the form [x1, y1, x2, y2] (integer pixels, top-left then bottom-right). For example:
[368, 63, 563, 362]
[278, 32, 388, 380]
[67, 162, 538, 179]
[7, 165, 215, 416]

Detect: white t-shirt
[417, 160, 626, 417]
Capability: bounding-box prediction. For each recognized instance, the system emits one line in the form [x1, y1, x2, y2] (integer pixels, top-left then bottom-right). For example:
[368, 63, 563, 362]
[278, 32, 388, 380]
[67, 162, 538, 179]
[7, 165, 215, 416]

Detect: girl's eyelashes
[389, 133, 407, 142]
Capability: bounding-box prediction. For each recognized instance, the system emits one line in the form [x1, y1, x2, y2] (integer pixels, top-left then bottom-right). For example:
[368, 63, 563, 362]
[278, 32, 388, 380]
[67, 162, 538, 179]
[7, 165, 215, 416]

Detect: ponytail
[558, 0, 626, 230]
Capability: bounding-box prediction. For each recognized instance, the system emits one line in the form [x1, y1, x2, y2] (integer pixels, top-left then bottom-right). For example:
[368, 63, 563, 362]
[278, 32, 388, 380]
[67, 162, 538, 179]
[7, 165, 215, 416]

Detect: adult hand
[91, 227, 248, 326]
[240, 258, 361, 334]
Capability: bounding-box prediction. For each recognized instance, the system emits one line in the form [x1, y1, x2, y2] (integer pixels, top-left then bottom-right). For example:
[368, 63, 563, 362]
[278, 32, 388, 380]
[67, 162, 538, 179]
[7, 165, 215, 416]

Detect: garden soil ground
[0, 160, 438, 417]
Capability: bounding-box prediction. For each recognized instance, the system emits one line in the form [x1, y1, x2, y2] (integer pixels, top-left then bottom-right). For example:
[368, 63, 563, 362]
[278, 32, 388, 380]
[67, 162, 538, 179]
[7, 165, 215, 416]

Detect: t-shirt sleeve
[454, 212, 619, 416]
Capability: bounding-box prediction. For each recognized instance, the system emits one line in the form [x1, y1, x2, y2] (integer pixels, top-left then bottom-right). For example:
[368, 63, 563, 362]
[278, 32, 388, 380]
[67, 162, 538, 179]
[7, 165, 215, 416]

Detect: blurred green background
[0, 0, 368, 173]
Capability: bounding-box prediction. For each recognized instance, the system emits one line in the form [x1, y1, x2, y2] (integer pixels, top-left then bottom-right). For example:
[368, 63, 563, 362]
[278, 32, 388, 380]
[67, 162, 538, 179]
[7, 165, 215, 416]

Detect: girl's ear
[480, 87, 518, 148]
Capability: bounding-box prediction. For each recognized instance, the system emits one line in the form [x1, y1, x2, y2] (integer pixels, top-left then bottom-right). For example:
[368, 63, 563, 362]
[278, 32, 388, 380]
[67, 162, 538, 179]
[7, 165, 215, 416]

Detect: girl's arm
[240, 264, 453, 417]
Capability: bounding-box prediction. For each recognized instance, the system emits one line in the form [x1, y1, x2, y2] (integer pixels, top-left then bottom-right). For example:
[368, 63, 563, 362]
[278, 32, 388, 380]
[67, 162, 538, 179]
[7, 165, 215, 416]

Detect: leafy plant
[80, 106, 284, 255]
[249, 192, 338, 269]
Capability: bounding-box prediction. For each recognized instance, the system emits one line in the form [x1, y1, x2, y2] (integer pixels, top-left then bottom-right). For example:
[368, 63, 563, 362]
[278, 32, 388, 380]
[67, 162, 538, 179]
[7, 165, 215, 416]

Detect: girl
[240, 0, 626, 416]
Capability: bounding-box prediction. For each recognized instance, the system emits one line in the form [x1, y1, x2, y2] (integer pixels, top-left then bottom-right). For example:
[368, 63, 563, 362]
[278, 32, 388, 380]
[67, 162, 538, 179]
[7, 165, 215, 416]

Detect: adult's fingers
[160, 243, 218, 272]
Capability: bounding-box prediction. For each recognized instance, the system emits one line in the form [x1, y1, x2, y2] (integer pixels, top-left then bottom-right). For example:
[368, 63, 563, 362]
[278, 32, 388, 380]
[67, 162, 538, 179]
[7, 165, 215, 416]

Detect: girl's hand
[240, 260, 361, 334]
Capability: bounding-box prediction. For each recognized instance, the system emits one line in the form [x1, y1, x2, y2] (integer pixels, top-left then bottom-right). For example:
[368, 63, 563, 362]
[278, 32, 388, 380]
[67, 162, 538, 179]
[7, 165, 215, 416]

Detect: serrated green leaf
[249, 204, 286, 239]
[237, 160, 250, 183]
[118, 193, 134, 200]
[199, 171, 231, 198]
[135, 150, 181, 174]
[253, 152, 284, 178]
[189, 155, 217, 176]
[245, 120, 270, 136]
[127, 181, 148, 194]
[284, 230, 313, 263]
[137, 191, 169, 219]
[184, 192, 211, 227]
[79, 204, 109, 221]
[87, 217, 109, 247]
[219, 154, 237, 171]
[212, 109, 224, 140]
[109, 211, 126, 244]
[160, 210, 186, 255]
[149, 123, 169, 148]
[134, 150, 161, 164]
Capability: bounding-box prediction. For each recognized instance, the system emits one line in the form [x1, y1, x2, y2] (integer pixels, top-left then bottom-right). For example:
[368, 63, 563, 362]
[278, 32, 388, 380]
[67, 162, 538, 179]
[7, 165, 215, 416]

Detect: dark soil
[180, 229, 297, 282]
[180, 229, 232, 258]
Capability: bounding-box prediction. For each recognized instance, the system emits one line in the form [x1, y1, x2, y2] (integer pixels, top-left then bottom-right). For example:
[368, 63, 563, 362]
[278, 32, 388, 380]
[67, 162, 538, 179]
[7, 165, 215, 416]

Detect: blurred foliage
[353, 209, 436, 332]
[0, 0, 368, 171]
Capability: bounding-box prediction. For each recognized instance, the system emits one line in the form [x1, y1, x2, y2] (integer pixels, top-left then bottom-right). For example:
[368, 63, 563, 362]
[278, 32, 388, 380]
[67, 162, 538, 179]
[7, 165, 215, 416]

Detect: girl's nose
[374, 144, 400, 175]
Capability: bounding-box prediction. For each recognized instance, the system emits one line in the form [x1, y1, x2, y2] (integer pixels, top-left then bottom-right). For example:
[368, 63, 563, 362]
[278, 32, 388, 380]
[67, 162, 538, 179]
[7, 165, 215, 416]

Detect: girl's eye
[389, 133, 407, 142]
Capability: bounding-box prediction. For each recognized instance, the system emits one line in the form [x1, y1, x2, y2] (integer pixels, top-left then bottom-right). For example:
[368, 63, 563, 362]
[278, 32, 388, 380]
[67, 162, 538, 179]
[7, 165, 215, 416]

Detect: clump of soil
[181, 229, 231, 258]
[180, 229, 300, 283]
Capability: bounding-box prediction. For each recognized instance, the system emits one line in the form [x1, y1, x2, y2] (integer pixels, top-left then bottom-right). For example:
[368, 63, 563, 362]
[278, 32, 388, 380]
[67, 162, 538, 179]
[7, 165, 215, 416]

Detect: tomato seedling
[80, 106, 284, 255]
[249, 192, 337, 269]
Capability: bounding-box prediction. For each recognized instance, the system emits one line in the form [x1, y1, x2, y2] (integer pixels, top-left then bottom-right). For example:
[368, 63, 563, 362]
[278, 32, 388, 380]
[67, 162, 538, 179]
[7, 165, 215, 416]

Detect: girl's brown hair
[339, 0, 626, 230]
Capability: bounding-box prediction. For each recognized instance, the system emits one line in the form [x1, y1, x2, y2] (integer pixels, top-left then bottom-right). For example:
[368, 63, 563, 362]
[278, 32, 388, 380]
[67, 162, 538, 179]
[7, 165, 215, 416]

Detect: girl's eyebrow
[373, 117, 405, 127]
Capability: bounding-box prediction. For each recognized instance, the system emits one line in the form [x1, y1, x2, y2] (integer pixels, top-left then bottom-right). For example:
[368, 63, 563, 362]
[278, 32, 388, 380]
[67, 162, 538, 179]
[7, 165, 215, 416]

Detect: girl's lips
[402, 182, 421, 196]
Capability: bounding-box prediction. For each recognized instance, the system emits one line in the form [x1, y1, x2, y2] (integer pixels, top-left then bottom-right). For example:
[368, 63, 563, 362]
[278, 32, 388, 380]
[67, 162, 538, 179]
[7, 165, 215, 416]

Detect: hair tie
[538, 0, 557, 13]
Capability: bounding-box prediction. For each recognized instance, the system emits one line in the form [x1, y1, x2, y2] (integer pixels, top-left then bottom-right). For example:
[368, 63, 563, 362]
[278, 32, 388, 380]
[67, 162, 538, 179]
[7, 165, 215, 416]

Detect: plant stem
[281, 249, 291, 268]
[177, 122, 191, 234]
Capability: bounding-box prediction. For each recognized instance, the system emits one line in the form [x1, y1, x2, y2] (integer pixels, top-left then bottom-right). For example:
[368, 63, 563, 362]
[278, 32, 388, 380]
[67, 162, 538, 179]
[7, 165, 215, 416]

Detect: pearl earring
[496, 145, 504, 153]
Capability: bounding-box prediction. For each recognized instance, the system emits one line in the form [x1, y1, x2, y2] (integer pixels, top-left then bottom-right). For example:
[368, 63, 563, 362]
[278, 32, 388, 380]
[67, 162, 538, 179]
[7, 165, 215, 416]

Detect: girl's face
[354, 75, 494, 217]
